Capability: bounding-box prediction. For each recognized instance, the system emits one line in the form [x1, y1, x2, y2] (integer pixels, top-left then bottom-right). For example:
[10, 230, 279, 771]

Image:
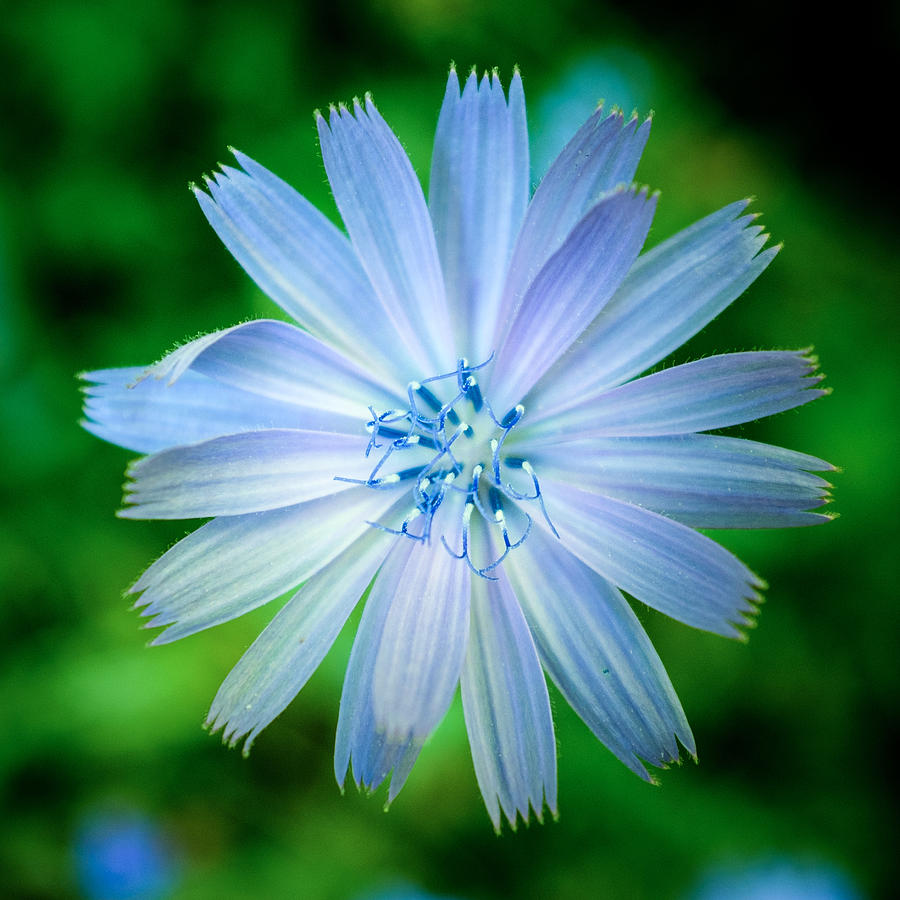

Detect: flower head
[81, 66, 834, 831]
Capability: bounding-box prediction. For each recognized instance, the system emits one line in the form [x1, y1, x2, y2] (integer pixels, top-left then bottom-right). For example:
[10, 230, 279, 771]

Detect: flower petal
[206, 526, 393, 753]
[505, 527, 694, 780]
[81, 318, 394, 455]
[429, 67, 529, 361]
[494, 106, 650, 347]
[540, 478, 765, 637]
[490, 186, 656, 411]
[335, 568, 421, 801]
[531, 200, 779, 407]
[370, 530, 471, 742]
[461, 554, 557, 831]
[130, 486, 402, 644]
[317, 97, 455, 374]
[335, 498, 471, 804]
[120, 428, 369, 519]
[195, 156, 403, 384]
[148, 318, 399, 415]
[524, 350, 827, 439]
[530, 434, 835, 529]
[81, 367, 305, 454]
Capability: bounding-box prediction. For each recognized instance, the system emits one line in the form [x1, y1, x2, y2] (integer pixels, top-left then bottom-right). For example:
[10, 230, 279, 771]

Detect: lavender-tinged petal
[525, 350, 826, 440]
[495, 107, 650, 346]
[334, 491, 471, 802]
[148, 318, 400, 415]
[317, 98, 455, 375]
[490, 187, 656, 411]
[540, 479, 765, 637]
[335, 557, 424, 802]
[81, 367, 307, 455]
[206, 526, 393, 754]
[529, 434, 835, 529]
[429, 67, 529, 361]
[130, 487, 401, 645]
[194, 159, 404, 383]
[370, 523, 471, 742]
[505, 528, 694, 779]
[530, 201, 778, 410]
[81, 315, 391, 457]
[120, 429, 369, 520]
[461, 561, 557, 831]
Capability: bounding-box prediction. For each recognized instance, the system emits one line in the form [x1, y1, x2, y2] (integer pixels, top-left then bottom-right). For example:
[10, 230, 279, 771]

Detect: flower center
[336, 356, 556, 578]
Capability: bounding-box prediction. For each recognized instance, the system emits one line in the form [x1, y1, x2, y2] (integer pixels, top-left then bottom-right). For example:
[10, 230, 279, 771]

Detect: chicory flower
[81, 66, 833, 830]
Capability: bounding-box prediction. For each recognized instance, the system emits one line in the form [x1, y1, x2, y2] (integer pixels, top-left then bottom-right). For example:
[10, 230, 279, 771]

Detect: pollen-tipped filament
[335, 355, 556, 577]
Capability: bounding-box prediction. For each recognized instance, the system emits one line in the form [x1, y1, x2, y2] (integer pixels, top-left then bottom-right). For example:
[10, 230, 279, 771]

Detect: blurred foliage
[1, 1, 897, 898]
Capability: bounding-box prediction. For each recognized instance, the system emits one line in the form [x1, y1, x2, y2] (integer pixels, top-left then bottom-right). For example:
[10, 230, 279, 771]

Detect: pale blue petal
[524, 350, 826, 439]
[530, 434, 834, 529]
[540, 478, 764, 637]
[530, 200, 779, 407]
[506, 527, 694, 779]
[429, 67, 529, 361]
[461, 560, 557, 831]
[334, 552, 423, 801]
[494, 107, 650, 348]
[195, 158, 405, 384]
[131, 486, 400, 644]
[490, 187, 656, 411]
[370, 530, 471, 742]
[81, 367, 305, 454]
[317, 98, 455, 375]
[81, 318, 392, 456]
[149, 318, 399, 415]
[206, 526, 393, 753]
[120, 428, 369, 519]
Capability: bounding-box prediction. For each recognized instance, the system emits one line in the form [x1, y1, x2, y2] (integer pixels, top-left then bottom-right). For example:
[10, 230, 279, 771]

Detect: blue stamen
[467, 380, 484, 413]
[502, 459, 560, 539]
[500, 404, 525, 429]
[355, 353, 552, 567]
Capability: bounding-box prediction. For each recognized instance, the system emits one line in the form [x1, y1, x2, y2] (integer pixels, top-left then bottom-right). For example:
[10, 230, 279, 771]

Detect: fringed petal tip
[485, 793, 558, 835]
[334, 756, 412, 810]
[444, 64, 524, 100]
[629, 727, 700, 784]
[728, 589, 766, 643]
[203, 714, 257, 759]
[595, 100, 653, 130]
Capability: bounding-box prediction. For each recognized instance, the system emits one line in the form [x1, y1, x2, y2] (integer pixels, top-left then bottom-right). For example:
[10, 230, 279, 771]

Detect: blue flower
[81, 66, 833, 831]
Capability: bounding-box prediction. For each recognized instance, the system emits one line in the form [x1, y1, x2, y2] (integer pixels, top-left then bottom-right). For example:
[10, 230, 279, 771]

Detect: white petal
[120, 428, 369, 519]
[505, 528, 694, 779]
[540, 478, 764, 637]
[131, 486, 402, 644]
[461, 558, 557, 831]
[317, 98, 455, 375]
[429, 67, 529, 361]
[206, 525, 393, 752]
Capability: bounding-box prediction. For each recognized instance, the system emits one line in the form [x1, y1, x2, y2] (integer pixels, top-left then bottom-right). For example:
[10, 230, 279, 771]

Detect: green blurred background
[2, 1, 897, 898]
